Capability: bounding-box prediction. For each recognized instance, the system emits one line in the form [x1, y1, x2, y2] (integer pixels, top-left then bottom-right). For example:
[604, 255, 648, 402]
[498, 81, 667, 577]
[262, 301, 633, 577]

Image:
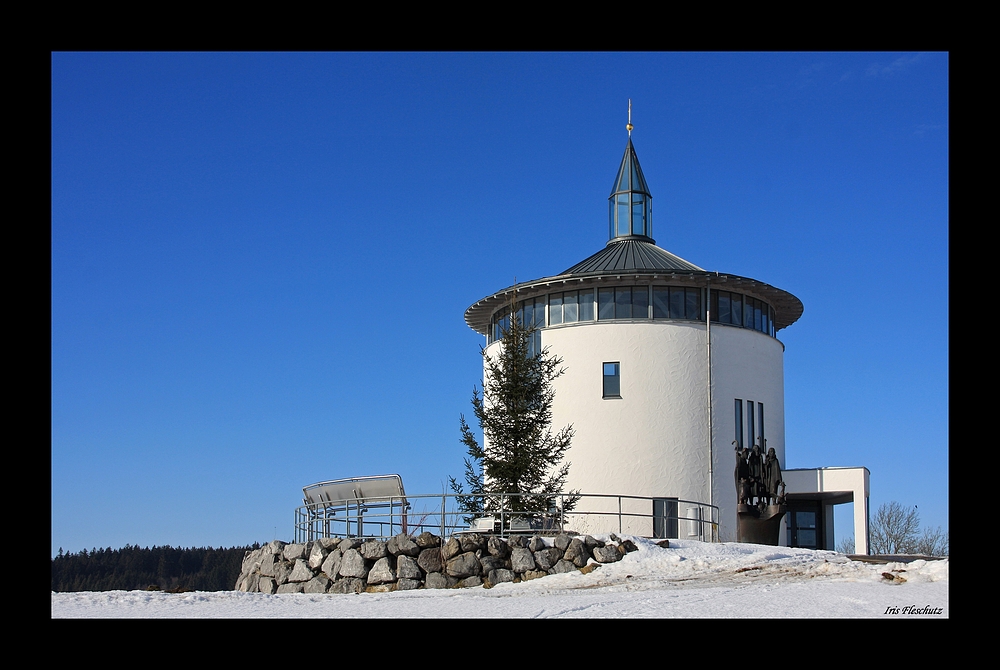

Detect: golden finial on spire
[626, 99, 633, 136]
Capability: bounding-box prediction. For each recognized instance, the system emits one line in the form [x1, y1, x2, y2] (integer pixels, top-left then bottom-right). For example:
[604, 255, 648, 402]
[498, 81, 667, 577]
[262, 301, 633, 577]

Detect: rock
[459, 533, 485, 554]
[480, 555, 506, 574]
[367, 557, 397, 585]
[510, 547, 536, 573]
[319, 537, 341, 551]
[338, 549, 369, 579]
[259, 553, 279, 577]
[320, 549, 343, 580]
[330, 577, 366, 594]
[522, 569, 547, 581]
[276, 582, 304, 594]
[554, 533, 573, 551]
[487, 535, 511, 558]
[283, 543, 307, 561]
[458, 575, 483, 588]
[620, 539, 638, 553]
[396, 555, 422, 580]
[656, 539, 670, 548]
[528, 536, 547, 552]
[303, 575, 330, 593]
[274, 560, 292, 585]
[551, 559, 576, 574]
[533, 547, 562, 571]
[414, 532, 441, 549]
[288, 558, 315, 582]
[396, 578, 422, 591]
[263, 540, 286, 555]
[258, 577, 276, 594]
[360, 540, 388, 560]
[506, 535, 528, 548]
[564, 538, 591, 567]
[365, 584, 396, 593]
[391, 533, 421, 557]
[424, 572, 456, 589]
[579, 564, 600, 575]
[417, 547, 443, 574]
[446, 552, 482, 579]
[441, 537, 463, 562]
[308, 542, 328, 569]
[592, 545, 621, 563]
[488, 568, 516, 584]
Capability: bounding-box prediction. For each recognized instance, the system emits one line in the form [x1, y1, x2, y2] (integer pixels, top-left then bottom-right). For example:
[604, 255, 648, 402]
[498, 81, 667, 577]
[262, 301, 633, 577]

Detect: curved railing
[294, 492, 719, 543]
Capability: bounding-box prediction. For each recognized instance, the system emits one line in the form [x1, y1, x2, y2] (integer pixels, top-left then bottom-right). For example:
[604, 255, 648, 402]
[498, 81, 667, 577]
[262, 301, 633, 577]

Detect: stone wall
[235, 532, 641, 594]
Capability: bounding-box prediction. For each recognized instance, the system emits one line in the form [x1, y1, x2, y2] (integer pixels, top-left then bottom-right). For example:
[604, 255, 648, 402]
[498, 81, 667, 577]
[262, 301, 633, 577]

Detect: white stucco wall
[485, 319, 787, 540]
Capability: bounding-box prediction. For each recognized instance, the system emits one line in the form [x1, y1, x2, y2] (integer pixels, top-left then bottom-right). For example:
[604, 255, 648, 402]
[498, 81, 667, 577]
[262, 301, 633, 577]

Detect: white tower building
[464, 129, 870, 551]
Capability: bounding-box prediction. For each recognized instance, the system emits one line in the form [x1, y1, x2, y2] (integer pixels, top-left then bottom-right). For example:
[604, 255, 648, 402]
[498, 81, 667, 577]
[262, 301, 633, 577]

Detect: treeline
[51, 543, 260, 592]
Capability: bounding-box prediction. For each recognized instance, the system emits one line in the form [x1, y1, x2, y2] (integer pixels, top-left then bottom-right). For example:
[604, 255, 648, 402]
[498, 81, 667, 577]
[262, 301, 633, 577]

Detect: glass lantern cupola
[609, 137, 653, 243]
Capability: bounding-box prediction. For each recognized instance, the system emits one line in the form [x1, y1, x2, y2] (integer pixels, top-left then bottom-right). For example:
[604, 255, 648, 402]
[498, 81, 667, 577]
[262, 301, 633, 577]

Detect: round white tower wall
[483, 319, 786, 540]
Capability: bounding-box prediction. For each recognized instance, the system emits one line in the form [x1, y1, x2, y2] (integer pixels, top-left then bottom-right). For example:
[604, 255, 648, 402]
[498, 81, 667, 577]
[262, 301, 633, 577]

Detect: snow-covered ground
[51, 538, 948, 618]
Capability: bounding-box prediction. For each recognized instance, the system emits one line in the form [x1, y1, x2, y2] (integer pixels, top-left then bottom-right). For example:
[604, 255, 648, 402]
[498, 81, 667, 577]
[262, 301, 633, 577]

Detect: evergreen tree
[451, 302, 577, 521]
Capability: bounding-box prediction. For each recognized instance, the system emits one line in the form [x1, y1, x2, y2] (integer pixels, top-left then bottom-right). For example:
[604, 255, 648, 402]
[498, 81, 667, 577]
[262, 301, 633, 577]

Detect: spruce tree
[451, 301, 576, 522]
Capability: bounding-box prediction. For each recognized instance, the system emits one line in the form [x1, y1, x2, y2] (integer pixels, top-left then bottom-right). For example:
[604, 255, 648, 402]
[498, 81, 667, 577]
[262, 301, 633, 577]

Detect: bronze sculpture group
[735, 438, 785, 510]
[734, 438, 787, 544]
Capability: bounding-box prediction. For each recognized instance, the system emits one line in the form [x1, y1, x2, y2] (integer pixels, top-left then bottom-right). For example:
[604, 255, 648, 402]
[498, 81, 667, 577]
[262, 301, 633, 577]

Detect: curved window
[487, 286, 775, 344]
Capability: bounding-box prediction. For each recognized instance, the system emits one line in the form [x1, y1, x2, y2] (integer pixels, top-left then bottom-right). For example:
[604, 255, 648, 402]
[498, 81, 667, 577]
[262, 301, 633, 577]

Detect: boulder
[360, 540, 388, 560]
[592, 545, 621, 563]
[330, 577, 366, 594]
[510, 547, 536, 573]
[396, 578, 422, 591]
[396, 555, 422, 580]
[338, 549, 369, 579]
[308, 542, 328, 569]
[367, 557, 396, 585]
[414, 532, 441, 549]
[417, 547, 444, 574]
[288, 558, 315, 583]
[283, 543, 307, 561]
[303, 575, 330, 594]
[446, 552, 482, 579]
[564, 538, 591, 567]
[441, 537, 463, 562]
[389, 533, 421, 557]
[320, 548, 343, 580]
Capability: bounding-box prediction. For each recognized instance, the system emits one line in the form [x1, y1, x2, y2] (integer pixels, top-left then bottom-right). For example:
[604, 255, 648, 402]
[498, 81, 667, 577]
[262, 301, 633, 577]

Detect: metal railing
[294, 492, 719, 543]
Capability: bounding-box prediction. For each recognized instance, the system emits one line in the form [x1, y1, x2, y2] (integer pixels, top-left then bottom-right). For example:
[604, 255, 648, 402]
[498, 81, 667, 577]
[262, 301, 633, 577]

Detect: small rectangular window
[653, 498, 678, 539]
[734, 399, 743, 450]
[747, 400, 755, 448]
[603, 362, 621, 398]
[758, 402, 765, 449]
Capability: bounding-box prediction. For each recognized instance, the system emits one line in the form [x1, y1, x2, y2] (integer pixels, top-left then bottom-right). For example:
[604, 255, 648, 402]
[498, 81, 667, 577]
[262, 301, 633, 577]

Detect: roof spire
[626, 99, 633, 136]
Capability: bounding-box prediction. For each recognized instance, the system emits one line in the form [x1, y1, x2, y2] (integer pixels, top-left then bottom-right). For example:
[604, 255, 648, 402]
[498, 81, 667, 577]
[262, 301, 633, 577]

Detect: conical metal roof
[611, 138, 650, 198]
[561, 238, 704, 275]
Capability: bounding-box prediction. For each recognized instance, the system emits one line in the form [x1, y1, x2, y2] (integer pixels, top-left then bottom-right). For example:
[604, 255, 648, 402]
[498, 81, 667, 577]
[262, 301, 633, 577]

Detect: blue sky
[52, 52, 948, 555]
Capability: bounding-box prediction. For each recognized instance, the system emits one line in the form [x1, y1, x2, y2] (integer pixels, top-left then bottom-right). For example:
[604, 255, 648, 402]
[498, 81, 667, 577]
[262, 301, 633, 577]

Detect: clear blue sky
[52, 52, 948, 555]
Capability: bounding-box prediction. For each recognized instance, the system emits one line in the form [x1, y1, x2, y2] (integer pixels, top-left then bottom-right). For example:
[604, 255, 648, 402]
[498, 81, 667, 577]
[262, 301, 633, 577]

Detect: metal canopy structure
[301, 475, 408, 539]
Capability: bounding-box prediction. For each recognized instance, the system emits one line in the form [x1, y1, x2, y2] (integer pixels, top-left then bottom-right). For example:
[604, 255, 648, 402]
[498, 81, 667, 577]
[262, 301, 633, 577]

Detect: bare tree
[836, 536, 856, 554]
[869, 501, 920, 554]
[913, 525, 949, 556]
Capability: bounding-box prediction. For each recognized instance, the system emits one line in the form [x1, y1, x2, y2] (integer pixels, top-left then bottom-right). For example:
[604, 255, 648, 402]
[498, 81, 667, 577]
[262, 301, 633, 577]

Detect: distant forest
[51, 544, 260, 592]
